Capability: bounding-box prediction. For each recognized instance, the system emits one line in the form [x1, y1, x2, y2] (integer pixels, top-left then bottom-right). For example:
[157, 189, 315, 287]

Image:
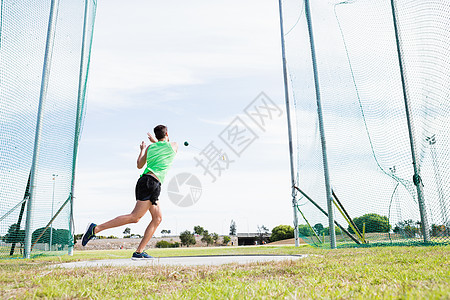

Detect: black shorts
[135, 174, 161, 205]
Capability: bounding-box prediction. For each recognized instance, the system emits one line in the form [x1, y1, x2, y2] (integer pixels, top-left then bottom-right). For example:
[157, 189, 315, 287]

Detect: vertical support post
[390, 0, 430, 242]
[304, 0, 336, 249]
[68, 0, 95, 255]
[278, 0, 299, 247]
[23, 0, 60, 259]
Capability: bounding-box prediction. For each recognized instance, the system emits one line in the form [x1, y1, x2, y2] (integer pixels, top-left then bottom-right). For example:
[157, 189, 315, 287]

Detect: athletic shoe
[81, 223, 97, 246]
[131, 251, 153, 260]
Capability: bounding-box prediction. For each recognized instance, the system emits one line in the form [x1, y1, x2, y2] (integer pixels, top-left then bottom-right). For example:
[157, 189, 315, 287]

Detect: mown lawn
[1, 245, 449, 299]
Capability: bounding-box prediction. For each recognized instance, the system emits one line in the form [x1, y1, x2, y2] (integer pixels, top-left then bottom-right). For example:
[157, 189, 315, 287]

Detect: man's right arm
[137, 142, 148, 169]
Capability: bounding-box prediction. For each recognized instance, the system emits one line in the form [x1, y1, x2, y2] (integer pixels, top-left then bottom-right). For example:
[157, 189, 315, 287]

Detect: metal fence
[0, 0, 97, 258]
[280, 0, 449, 248]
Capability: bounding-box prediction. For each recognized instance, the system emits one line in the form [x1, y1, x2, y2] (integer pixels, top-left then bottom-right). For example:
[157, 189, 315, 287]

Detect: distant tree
[229, 220, 237, 236]
[3, 223, 25, 245]
[31, 227, 57, 245]
[298, 225, 315, 237]
[54, 229, 70, 246]
[257, 225, 270, 244]
[194, 226, 205, 235]
[222, 235, 231, 245]
[212, 232, 219, 244]
[270, 225, 294, 242]
[431, 224, 448, 237]
[179, 230, 196, 247]
[156, 240, 180, 248]
[27, 227, 70, 248]
[393, 219, 420, 237]
[320, 226, 342, 236]
[123, 227, 131, 236]
[349, 213, 390, 233]
[156, 240, 171, 248]
[73, 233, 83, 244]
[161, 229, 171, 236]
[313, 223, 324, 234]
[201, 230, 214, 246]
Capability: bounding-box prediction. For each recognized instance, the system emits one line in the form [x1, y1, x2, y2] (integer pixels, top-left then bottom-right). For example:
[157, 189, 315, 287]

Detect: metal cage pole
[304, 0, 336, 249]
[278, 0, 299, 246]
[24, 0, 61, 259]
[390, 0, 430, 242]
[68, 0, 96, 256]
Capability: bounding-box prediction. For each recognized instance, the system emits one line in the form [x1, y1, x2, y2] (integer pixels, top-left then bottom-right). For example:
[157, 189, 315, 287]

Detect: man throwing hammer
[81, 125, 177, 259]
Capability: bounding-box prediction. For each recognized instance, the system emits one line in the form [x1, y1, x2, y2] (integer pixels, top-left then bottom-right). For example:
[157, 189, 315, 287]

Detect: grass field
[1, 245, 449, 299]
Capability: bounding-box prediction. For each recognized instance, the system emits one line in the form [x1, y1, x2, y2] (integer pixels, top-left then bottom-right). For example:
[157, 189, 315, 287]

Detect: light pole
[426, 134, 448, 225]
[50, 174, 58, 250]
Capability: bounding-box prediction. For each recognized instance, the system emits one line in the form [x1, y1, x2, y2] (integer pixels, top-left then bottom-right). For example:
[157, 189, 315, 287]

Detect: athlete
[81, 125, 177, 259]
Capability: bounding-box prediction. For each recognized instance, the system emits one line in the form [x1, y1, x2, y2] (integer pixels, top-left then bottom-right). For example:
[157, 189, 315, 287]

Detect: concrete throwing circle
[55, 255, 306, 268]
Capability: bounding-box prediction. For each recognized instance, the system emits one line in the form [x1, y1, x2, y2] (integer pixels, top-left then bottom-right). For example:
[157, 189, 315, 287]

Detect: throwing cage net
[280, 0, 449, 247]
[0, 0, 96, 258]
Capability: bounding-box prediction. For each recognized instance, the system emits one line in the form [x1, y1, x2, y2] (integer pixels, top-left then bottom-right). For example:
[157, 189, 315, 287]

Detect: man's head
[154, 125, 168, 140]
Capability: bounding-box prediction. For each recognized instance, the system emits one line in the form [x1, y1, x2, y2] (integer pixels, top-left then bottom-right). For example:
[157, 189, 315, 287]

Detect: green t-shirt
[142, 141, 176, 183]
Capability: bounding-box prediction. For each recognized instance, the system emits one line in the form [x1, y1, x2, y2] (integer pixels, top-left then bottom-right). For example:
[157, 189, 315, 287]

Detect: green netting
[281, 0, 449, 248]
[0, 0, 96, 258]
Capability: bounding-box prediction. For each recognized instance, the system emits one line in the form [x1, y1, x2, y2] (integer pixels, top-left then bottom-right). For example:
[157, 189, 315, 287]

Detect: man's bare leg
[94, 200, 152, 235]
[136, 203, 162, 253]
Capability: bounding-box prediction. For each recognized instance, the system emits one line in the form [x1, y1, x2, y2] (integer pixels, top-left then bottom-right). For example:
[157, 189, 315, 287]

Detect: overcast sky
[74, 0, 294, 237]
